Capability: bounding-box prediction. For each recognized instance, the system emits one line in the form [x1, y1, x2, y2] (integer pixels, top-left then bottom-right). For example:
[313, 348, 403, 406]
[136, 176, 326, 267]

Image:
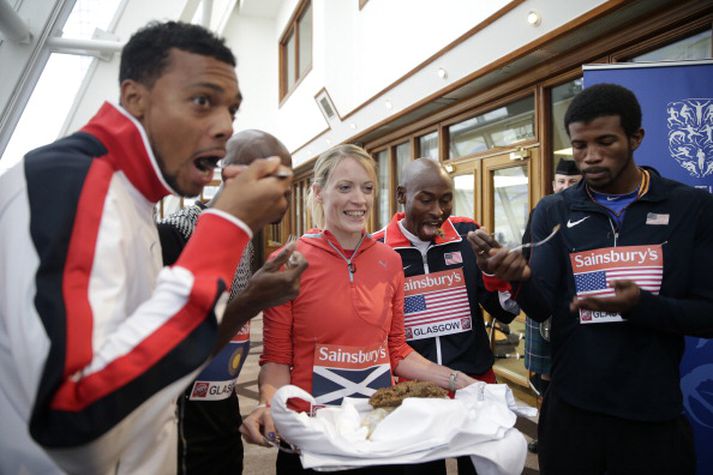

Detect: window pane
[376, 150, 390, 229]
[298, 3, 313, 76]
[453, 174, 474, 219]
[418, 131, 438, 160]
[394, 142, 411, 187]
[1, 54, 91, 174]
[449, 96, 535, 159]
[1, 0, 123, 175]
[551, 78, 583, 167]
[493, 165, 529, 249]
[633, 31, 712, 62]
[64, 0, 123, 38]
[285, 31, 296, 91]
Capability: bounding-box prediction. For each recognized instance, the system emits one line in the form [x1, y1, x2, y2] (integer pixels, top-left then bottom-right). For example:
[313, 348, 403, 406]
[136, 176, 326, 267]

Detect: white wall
[326, 0, 511, 114]
[58, 0, 610, 168]
[224, 13, 281, 136]
[236, 0, 608, 168]
[269, 0, 329, 153]
[223, 0, 517, 161]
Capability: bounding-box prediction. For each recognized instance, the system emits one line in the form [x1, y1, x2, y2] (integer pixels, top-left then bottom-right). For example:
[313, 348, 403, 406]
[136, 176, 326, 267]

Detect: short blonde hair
[306, 144, 378, 229]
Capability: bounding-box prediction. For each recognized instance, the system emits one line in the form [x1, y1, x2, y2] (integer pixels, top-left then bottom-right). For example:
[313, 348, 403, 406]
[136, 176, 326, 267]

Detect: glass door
[481, 150, 541, 244]
[480, 149, 541, 391]
[452, 172, 476, 221]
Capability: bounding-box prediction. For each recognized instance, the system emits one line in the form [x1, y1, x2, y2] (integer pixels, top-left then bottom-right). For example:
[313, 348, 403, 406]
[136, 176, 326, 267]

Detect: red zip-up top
[261, 230, 413, 396]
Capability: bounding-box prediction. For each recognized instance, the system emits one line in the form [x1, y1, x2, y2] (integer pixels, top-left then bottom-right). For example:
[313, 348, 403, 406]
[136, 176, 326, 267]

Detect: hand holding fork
[509, 224, 560, 254]
[466, 226, 550, 282]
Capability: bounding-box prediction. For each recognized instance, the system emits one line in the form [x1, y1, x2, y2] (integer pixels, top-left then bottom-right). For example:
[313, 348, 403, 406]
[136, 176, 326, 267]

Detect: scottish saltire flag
[312, 342, 392, 405]
[403, 268, 472, 340]
[569, 245, 663, 323]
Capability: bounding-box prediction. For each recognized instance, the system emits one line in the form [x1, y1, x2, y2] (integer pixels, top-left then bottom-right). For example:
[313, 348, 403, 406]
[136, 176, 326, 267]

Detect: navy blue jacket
[374, 214, 517, 376]
[515, 170, 713, 421]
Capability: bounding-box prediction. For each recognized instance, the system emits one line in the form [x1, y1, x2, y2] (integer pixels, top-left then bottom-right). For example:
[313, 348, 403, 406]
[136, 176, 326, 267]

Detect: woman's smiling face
[316, 156, 375, 247]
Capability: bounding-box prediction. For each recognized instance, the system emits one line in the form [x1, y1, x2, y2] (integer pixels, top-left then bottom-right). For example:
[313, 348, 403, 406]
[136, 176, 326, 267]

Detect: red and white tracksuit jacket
[0, 102, 250, 474]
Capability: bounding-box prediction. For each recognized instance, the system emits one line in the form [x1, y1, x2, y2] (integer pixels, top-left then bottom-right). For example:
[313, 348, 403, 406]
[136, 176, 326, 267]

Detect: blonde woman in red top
[241, 144, 477, 474]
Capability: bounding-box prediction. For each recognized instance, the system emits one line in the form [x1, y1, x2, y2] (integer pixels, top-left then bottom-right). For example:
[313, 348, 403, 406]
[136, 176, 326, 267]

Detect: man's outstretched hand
[215, 242, 307, 351]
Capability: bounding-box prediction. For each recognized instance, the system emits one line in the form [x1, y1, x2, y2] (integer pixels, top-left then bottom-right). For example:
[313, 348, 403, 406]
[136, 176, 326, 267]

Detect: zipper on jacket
[608, 217, 618, 247]
[326, 234, 366, 283]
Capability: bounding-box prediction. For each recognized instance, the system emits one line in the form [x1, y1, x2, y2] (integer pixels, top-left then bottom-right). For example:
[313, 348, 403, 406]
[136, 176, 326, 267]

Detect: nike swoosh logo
[403, 264, 412, 271]
[606, 196, 618, 201]
[566, 216, 590, 228]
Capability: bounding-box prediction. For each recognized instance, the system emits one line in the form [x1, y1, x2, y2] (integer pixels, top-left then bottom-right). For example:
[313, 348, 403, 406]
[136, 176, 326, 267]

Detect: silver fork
[509, 224, 561, 253]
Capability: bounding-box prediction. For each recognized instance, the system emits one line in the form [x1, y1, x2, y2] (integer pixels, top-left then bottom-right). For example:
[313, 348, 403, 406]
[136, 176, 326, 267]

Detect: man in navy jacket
[469, 83, 713, 474]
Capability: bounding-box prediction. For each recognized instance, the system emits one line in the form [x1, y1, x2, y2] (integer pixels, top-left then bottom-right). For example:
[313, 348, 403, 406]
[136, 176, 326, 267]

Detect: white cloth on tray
[270, 382, 532, 474]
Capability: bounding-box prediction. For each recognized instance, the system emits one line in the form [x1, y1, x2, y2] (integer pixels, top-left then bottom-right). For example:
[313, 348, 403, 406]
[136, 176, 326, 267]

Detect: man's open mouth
[194, 156, 222, 172]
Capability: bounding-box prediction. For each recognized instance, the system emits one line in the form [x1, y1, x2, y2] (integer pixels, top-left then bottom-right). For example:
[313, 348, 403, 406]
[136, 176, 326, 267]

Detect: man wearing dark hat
[552, 158, 583, 194]
[522, 159, 581, 454]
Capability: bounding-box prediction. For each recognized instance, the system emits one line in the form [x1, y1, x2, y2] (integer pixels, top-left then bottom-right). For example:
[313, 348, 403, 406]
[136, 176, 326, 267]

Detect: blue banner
[584, 61, 713, 475]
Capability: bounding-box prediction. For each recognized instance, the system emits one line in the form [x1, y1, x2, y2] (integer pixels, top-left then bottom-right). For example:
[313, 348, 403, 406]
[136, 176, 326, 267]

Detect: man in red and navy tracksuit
[0, 22, 292, 474]
[374, 157, 519, 475]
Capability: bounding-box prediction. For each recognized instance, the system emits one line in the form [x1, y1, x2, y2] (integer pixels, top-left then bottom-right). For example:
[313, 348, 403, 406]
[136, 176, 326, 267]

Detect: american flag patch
[646, 212, 669, 225]
[570, 245, 663, 323]
[444, 251, 463, 265]
[403, 268, 472, 340]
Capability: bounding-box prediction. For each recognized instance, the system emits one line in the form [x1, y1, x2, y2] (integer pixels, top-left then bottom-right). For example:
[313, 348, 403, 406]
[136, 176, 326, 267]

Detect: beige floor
[237, 316, 539, 475]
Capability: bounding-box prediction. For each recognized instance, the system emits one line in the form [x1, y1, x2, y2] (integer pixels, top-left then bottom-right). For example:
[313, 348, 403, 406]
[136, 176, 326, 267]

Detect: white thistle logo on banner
[666, 98, 713, 178]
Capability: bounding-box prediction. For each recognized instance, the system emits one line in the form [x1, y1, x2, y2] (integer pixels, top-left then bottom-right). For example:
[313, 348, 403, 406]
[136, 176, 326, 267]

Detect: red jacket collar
[81, 102, 174, 203]
[380, 212, 462, 248]
[302, 228, 375, 256]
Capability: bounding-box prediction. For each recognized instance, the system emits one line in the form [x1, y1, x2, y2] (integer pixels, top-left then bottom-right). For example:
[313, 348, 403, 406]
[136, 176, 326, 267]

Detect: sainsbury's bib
[312, 341, 392, 405]
[188, 322, 250, 401]
[569, 245, 663, 324]
[403, 268, 472, 341]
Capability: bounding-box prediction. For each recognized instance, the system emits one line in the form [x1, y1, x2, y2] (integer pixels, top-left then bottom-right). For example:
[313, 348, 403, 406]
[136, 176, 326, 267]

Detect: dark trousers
[177, 393, 243, 475]
[401, 457, 477, 475]
[277, 451, 405, 474]
[538, 390, 695, 475]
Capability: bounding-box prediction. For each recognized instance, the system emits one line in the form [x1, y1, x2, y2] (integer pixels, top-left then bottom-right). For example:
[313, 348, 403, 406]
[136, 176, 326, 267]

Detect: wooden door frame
[448, 156, 483, 223]
[480, 147, 541, 233]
